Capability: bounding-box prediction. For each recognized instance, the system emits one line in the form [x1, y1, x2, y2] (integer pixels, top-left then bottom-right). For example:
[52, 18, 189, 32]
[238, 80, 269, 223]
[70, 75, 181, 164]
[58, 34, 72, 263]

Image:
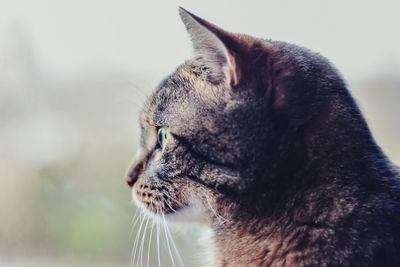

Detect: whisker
[162, 213, 185, 267]
[163, 191, 184, 207]
[162, 213, 177, 267]
[138, 216, 150, 267]
[130, 208, 140, 226]
[130, 84, 149, 100]
[202, 191, 230, 224]
[147, 220, 155, 267]
[164, 200, 179, 213]
[156, 208, 161, 267]
[129, 208, 143, 240]
[131, 211, 146, 265]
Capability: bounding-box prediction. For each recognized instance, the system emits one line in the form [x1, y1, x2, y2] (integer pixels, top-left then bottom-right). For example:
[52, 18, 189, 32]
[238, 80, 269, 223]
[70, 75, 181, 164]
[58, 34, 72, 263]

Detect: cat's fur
[126, 8, 400, 267]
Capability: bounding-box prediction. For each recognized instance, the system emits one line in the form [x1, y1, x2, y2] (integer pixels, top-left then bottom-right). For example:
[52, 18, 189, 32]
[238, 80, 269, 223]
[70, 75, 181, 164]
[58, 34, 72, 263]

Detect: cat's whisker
[138, 215, 150, 267]
[162, 191, 184, 208]
[156, 207, 162, 267]
[147, 218, 155, 267]
[162, 212, 185, 267]
[129, 208, 143, 240]
[131, 211, 146, 265]
[220, 173, 240, 181]
[126, 98, 143, 109]
[202, 191, 230, 224]
[164, 199, 179, 214]
[129, 208, 143, 266]
[130, 84, 148, 100]
[161, 212, 177, 267]
[160, 191, 202, 266]
[130, 208, 139, 226]
[130, 210, 143, 264]
[116, 90, 145, 113]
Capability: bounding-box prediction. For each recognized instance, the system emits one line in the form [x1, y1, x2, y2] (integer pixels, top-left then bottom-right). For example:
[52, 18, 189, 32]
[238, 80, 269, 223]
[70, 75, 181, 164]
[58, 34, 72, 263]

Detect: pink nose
[125, 176, 135, 187]
[125, 166, 140, 188]
[125, 159, 145, 188]
[125, 150, 148, 188]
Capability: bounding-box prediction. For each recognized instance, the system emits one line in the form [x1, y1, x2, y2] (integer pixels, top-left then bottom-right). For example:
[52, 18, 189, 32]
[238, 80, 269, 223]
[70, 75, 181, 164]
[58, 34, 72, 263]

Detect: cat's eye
[157, 127, 169, 149]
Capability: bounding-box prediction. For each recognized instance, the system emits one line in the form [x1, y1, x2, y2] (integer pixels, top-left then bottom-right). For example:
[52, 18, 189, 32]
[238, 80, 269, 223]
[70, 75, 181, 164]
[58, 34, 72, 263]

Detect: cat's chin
[131, 190, 207, 224]
[163, 198, 208, 224]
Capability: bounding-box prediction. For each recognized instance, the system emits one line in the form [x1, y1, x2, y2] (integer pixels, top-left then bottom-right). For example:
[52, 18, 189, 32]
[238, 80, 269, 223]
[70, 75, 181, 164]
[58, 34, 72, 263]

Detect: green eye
[157, 127, 169, 149]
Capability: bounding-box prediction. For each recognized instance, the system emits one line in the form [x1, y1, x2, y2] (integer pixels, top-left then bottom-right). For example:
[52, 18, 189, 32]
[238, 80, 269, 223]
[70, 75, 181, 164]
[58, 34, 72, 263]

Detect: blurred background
[0, 0, 399, 266]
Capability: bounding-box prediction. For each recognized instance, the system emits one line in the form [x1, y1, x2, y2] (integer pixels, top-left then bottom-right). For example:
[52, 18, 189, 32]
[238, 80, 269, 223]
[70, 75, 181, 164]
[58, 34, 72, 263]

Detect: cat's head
[126, 8, 345, 222]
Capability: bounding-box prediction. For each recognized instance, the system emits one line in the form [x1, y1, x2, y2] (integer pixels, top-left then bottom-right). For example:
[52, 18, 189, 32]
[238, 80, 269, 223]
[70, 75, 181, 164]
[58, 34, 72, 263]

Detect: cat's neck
[211, 219, 290, 267]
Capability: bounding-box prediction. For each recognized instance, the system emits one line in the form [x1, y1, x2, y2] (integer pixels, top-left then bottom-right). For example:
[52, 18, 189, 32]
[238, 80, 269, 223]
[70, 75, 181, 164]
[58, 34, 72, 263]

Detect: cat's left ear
[179, 7, 240, 86]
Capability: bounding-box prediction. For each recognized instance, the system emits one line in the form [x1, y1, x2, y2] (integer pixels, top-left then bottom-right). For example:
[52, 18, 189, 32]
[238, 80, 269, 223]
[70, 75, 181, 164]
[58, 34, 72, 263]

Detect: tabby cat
[125, 7, 400, 267]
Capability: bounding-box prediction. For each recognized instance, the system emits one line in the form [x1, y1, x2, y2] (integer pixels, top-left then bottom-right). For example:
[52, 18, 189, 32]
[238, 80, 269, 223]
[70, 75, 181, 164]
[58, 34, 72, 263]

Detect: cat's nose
[125, 150, 146, 188]
[125, 177, 134, 187]
[125, 167, 139, 187]
[125, 161, 144, 188]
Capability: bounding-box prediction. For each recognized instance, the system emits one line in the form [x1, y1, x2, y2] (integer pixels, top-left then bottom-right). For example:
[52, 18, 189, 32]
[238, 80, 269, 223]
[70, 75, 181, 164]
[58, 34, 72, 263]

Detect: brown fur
[125, 8, 400, 267]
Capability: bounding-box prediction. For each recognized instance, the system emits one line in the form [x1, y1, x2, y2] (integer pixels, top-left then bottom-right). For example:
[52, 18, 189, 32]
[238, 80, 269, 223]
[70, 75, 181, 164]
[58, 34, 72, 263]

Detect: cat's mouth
[132, 182, 187, 217]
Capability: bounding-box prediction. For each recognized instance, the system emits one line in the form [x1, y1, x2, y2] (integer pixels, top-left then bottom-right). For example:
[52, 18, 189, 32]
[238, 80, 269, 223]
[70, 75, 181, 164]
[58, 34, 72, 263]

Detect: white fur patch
[132, 188, 215, 266]
[132, 188, 208, 224]
[165, 196, 208, 224]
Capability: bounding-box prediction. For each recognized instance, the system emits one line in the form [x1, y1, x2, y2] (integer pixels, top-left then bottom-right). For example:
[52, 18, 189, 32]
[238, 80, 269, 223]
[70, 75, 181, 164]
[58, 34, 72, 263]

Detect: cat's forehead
[160, 61, 206, 90]
[140, 62, 206, 126]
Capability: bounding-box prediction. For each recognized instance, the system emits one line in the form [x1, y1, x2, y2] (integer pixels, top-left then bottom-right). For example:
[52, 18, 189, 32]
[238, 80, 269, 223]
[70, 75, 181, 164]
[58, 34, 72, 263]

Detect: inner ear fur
[179, 7, 244, 86]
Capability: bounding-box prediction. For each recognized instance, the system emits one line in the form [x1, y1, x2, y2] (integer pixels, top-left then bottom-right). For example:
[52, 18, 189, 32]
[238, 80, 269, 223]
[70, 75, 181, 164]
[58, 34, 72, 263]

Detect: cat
[125, 7, 400, 267]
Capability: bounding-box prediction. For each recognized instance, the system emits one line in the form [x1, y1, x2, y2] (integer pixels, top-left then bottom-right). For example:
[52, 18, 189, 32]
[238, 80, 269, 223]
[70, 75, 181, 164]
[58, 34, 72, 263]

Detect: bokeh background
[0, 1, 399, 266]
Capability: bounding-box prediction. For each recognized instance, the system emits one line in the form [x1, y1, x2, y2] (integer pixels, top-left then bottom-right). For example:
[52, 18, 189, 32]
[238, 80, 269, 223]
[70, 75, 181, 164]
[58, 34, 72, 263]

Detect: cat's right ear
[179, 7, 239, 87]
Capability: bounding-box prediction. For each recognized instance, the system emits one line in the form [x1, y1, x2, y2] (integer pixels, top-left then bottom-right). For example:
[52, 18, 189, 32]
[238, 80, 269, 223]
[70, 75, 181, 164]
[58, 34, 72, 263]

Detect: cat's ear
[179, 7, 239, 86]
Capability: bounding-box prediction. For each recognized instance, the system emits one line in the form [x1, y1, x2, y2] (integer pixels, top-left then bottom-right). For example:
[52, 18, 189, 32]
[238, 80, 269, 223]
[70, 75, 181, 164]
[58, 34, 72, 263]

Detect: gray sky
[0, 0, 399, 83]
